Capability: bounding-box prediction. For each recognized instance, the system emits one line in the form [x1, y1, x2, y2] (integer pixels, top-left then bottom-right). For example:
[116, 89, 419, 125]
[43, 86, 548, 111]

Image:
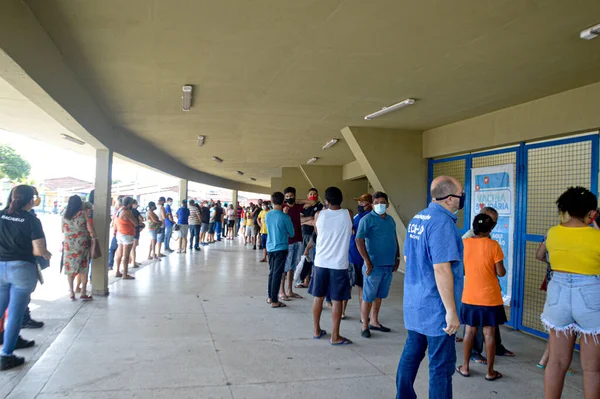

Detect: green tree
[0, 145, 31, 182]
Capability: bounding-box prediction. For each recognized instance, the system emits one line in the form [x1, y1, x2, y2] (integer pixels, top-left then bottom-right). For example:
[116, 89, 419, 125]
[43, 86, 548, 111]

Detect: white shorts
[117, 233, 135, 245]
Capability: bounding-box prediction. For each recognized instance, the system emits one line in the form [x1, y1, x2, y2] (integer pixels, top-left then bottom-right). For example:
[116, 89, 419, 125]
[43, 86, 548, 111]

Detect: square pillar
[232, 190, 238, 208]
[179, 179, 188, 203]
[91, 149, 112, 296]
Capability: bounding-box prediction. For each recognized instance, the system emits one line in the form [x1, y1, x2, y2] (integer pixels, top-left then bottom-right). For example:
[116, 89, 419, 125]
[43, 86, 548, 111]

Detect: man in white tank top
[308, 187, 354, 345]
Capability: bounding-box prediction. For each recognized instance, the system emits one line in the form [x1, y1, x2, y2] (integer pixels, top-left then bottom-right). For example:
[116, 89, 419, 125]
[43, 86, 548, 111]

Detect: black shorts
[228, 220, 235, 227]
[308, 266, 351, 301]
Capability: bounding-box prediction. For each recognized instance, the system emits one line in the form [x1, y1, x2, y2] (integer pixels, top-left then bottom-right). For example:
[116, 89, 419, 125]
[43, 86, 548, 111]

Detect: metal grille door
[518, 137, 598, 336]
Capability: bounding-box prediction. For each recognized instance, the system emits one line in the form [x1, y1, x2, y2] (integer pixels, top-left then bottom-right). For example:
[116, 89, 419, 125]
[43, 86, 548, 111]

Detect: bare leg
[131, 239, 138, 265]
[370, 298, 383, 327]
[545, 329, 576, 399]
[580, 333, 600, 399]
[182, 236, 187, 251]
[75, 273, 82, 292]
[178, 235, 183, 252]
[157, 241, 163, 256]
[539, 342, 550, 367]
[122, 244, 134, 278]
[286, 271, 295, 297]
[114, 244, 124, 275]
[460, 325, 476, 375]
[342, 300, 348, 318]
[279, 272, 288, 298]
[148, 239, 155, 260]
[80, 273, 90, 296]
[483, 326, 498, 379]
[357, 287, 363, 313]
[331, 300, 349, 344]
[312, 296, 325, 336]
[361, 300, 373, 331]
[67, 274, 75, 298]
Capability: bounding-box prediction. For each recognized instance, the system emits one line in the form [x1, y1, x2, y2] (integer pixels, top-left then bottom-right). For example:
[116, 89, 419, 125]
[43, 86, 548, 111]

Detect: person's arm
[125, 210, 139, 227]
[295, 199, 316, 206]
[536, 241, 548, 263]
[286, 215, 295, 238]
[494, 242, 506, 277]
[32, 238, 52, 259]
[257, 212, 263, 228]
[85, 211, 97, 238]
[433, 262, 460, 335]
[160, 207, 167, 220]
[355, 218, 373, 274]
[394, 238, 401, 272]
[313, 210, 320, 236]
[301, 216, 314, 226]
[303, 237, 314, 256]
[495, 260, 506, 277]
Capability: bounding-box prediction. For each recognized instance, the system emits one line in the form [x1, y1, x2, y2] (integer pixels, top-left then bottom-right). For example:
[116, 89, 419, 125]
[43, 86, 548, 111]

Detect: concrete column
[232, 190, 238, 208]
[341, 127, 428, 267]
[299, 165, 368, 205]
[91, 149, 112, 296]
[178, 179, 188, 203]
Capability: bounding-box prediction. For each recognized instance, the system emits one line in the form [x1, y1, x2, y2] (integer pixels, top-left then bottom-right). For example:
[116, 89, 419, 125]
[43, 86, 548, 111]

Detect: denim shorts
[149, 229, 158, 240]
[284, 242, 302, 273]
[362, 265, 394, 303]
[541, 272, 600, 338]
[308, 266, 351, 301]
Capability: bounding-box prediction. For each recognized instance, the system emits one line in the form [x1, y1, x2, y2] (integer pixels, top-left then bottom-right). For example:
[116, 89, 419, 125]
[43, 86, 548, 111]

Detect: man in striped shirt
[188, 200, 201, 251]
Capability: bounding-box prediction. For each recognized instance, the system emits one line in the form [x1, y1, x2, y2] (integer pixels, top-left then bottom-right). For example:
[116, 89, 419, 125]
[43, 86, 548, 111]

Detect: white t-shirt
[314, 209, 352, 270]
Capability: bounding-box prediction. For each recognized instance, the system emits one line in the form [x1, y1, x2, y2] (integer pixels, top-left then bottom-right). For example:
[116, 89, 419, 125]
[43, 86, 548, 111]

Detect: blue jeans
[215, 221, 222, 241]
[164, 224, 173, 250]
[396, 330, 456, 399]
[189, 225, 201, 249]
[235, 219, 241, 237]
[284, 242, 302, 273]
[108, 236, 118, 268]
[0, 261, 38, 356]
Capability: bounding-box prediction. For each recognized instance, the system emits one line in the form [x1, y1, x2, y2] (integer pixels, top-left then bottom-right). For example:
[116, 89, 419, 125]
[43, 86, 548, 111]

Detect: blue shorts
[541, 272, 600, 335]
[362, 265, 394, 303]
[284, 242, 302, 273]
[261, 234, 268, 249]
[149, 229, 158, 240]
[308, 266, 351, 301]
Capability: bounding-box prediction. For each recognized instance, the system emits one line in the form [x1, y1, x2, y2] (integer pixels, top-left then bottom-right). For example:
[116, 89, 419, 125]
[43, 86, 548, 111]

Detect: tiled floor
[2, 239, 585, 398]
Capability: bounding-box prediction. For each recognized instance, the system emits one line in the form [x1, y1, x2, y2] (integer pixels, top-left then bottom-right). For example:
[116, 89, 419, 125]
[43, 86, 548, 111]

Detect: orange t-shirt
[461, 237, 504, 306]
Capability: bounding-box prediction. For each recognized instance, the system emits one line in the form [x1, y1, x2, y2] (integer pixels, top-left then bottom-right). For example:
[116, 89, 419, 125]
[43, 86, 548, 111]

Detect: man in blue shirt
[163, 197, 175, 252]
[356, 192, 399, 338]
[265, 192, 295, 309]
[396, 176, 465, 399]
[346, 193, 372, 317]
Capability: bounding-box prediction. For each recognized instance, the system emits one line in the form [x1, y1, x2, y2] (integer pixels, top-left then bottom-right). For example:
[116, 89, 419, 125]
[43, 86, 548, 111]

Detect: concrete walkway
[2, 239, 585, 398]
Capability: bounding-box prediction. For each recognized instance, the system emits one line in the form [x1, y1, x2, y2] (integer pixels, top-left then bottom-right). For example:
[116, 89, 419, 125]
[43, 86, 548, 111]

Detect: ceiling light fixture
[197, 135, 205, 147]
[250, 177, 257, 181]
[580, 22, 600, 40]
[182, 85, 193, 111]
[322, 139, 339, 150]
[212, 156, 223, 163]
[364, 98, 416, 120]
[61, 133, 85, 145]
[237, 171, 244, 175]
[307, 157, 319, 164]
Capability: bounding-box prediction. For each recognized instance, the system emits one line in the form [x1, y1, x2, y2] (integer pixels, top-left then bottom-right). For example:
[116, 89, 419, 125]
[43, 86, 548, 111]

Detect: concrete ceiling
[23, 0, 600, 186]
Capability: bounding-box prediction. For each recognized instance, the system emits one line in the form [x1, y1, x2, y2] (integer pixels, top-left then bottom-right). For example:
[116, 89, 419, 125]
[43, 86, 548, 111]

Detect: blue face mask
[373, 203, 387, 215]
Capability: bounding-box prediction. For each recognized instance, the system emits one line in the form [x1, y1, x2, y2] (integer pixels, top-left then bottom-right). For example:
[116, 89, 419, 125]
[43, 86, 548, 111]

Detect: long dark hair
[7, 185, 34, 215]
[64, 195, 83, 220]
[473, 214, 495, 235]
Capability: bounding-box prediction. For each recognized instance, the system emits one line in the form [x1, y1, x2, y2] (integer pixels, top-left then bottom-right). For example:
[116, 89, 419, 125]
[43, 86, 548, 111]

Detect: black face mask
[357, 205, 365, 213]
[285, 198, 295, 204]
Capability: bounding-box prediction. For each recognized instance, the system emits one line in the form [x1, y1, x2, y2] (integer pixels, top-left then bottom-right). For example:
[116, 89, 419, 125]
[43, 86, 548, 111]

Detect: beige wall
[270, 177, 282, 194]
[342, 161, 365, 180]
[342, 127, 428, 262]
[280, 167, 313, 198]
[424, 81, 600, 158]
[299, 165, 368, 206]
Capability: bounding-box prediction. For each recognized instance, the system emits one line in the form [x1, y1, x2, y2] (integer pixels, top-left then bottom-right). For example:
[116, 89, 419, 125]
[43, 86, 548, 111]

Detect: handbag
[90, 237, 102, 259]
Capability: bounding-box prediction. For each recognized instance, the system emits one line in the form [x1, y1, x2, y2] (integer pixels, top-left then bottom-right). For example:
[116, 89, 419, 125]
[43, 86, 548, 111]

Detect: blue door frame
[427, 134, 599, 335]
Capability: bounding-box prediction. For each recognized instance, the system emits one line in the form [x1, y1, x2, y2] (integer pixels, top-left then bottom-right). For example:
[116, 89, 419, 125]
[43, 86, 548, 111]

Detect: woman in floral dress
[62, 195, 96, 301]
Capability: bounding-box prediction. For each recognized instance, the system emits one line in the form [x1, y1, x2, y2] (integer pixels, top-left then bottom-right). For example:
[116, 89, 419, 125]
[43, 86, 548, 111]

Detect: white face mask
[373, 203, 387, 215]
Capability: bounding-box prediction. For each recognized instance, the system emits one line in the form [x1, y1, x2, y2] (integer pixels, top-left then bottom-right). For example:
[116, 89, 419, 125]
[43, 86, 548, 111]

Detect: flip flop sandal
[279, 295, 291, 302]
[271, 302, 287, 308]
[122, 275, 136, 280]
[456, 366, 470, 378]
[471, 354, 488, 365]
[289, 293, 303, 299]
[313, 329, 327, 339]
[456, 337, 464, 342]
[369, 324, 391, 332]
[330, 338, 353, 346]
[485, 371, 503, 381]
[115, 272, 123, 277]
[295, 284, 308, 288]
[266, 298, 272, 304]
[80, 295, 93, 301]
[497, 350, 515, 357]
[536, 363, 546, 370]
[69, 294, 76, 301]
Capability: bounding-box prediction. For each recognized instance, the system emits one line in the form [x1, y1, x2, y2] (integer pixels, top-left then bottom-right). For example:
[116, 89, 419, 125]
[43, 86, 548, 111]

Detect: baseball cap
[353, 193, 373, 203]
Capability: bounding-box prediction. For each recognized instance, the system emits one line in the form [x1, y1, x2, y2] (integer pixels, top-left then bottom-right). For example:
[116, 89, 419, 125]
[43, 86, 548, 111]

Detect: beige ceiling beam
[423, 81, 600, 159]
[299, 165, 367, 206]
[341, 126, 428, 261]
[0, 0, 267, 193]
[280, 167, 313, 198]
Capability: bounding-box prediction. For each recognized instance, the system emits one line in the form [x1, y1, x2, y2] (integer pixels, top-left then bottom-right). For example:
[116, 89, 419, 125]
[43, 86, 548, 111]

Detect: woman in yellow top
[257, 204, 269, 262]
[542, 186, 600, 399]
[244, 209, 254, 245]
